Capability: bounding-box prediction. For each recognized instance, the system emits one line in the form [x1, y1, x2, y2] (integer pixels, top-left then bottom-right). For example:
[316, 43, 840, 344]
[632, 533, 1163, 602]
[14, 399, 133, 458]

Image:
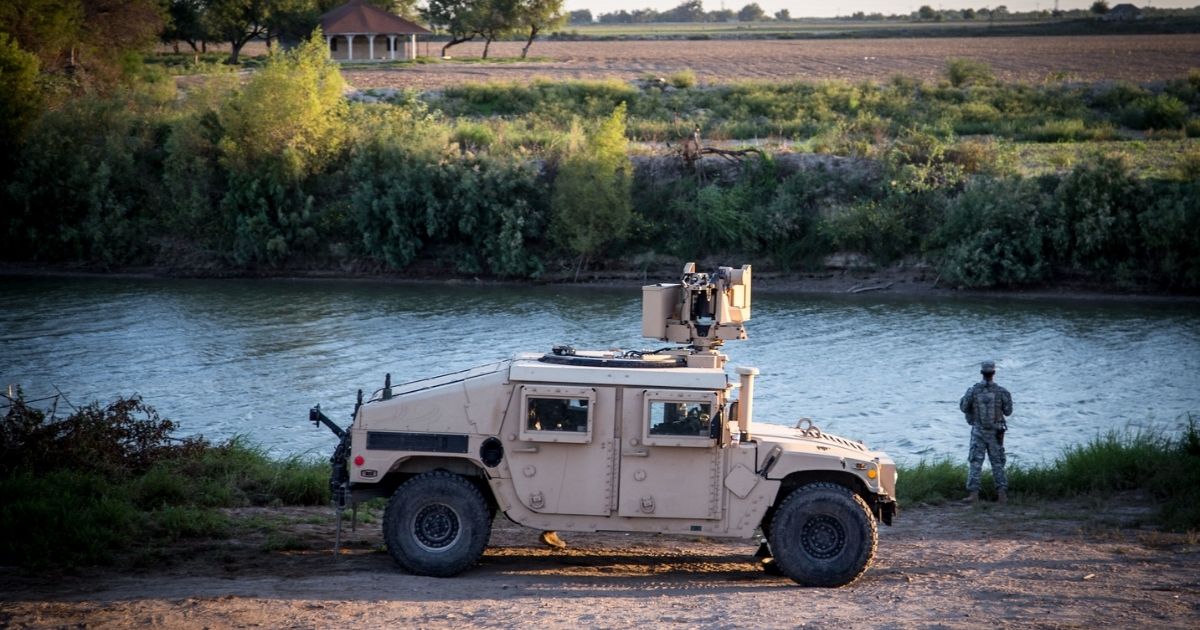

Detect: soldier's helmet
[980, 360, 996, 374]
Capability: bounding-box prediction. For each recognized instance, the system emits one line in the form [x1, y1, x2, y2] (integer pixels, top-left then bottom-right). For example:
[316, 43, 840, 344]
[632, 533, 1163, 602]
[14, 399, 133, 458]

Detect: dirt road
[341, 35, 1200, 91]
[2, 495, 1197, 628]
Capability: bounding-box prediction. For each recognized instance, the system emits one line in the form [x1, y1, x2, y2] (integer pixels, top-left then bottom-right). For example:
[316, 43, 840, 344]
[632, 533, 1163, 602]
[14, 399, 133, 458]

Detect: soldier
[959, 360, 1013, 504]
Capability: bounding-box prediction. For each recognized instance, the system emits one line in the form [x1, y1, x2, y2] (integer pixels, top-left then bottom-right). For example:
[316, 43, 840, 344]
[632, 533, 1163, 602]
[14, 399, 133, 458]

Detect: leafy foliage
[550, 103, 632, 265]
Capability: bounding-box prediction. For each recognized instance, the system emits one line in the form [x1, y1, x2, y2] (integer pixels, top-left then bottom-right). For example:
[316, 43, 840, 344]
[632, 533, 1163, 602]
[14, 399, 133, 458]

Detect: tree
[204, 0, 272, 64]
[1, 0, 162, 79]
[661, 1, 704, 23]
[917, 5, 936, 20]
[774, 9, 790, 21]
[961, 8, 976, 19]
[475, 0, 518, 59]
[0, 0, 84, 70]
[737, 3, 765, 21]
[161, 0, 210, 52]
[1090, 0, 1109, 14]
[551, 103, 632, 276]
[0, 33, 42, 155]
[514, 0, 565, 59]
[425, 0, 482, 56]
[567, 9, 591, 24]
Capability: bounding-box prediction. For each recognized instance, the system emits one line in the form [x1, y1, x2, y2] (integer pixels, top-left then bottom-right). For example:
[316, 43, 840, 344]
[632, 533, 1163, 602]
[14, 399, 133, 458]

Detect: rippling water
[2, 277, 1197, 465]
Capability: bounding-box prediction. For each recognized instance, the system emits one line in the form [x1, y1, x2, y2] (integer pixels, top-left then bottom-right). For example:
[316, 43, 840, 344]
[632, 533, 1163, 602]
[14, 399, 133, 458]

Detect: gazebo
[319, 0, 431, 62]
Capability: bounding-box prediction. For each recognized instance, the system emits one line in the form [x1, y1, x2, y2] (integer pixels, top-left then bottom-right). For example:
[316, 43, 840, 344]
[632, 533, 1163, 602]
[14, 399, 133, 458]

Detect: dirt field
[2, 495, 1197, 628]
[339, 34, 1200, 91]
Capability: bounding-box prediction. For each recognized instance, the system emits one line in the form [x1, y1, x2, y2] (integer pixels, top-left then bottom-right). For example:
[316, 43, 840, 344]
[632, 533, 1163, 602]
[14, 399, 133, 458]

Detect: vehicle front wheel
[766, 482, 877, 587]
[383, 471, 493, 577]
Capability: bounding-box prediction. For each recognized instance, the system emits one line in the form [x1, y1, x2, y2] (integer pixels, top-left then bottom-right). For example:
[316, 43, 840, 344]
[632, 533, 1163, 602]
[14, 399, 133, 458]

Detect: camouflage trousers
[966, 425, 1008, 492]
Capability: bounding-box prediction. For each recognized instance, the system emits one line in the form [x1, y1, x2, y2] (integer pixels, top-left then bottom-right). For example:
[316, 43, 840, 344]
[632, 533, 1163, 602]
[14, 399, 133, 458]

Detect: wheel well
[358, 457, 499, 514]
[762, 470, 873, 533]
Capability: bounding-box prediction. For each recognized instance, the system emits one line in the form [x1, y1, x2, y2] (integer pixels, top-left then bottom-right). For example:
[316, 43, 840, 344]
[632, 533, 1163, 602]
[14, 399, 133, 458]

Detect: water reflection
[2, 277, 1197, 465]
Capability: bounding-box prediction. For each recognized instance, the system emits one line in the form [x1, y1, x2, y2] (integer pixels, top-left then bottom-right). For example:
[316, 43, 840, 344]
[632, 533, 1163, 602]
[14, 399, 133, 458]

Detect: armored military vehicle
[312, 264, 897, 587]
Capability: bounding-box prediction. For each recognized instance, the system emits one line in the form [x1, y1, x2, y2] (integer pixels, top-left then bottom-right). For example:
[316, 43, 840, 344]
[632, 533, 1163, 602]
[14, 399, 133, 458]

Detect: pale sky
[564, 0, 1197, 19]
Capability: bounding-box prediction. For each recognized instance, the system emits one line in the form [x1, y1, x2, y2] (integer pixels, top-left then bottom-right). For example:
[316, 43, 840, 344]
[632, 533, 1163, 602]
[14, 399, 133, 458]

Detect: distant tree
[425, 0, 483, 56]
[1090, 0, 1109, 14]
[204, 0, 272, 64]
[474, 0, 518, 59]
[161, 0, 208, 52]
[567, 8, 592, 24]
[851, 10, 866, 19]
[514, 0, 565, 59]
[389, 0, 424, 22]
[961, 7, 976, 19]
[662, 0, 704, 22]
[993, 4, 1009, 16]
[774, 9, 790, 21]
[917, 5, 936, 20]
[709, 8, 734, 21]
[737, 3, 765, 21]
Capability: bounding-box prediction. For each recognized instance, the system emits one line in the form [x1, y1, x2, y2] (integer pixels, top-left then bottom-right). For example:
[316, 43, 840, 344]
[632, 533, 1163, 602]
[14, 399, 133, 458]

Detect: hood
[750, 422, 874, 457]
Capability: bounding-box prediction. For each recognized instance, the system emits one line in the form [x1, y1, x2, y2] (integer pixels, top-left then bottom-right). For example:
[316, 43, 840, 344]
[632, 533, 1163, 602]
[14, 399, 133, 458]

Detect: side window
[648, 401, 712, 436]
[642, 390, 719, 447]
[527, 397, 590, 433]
[519, 386, 595, 443]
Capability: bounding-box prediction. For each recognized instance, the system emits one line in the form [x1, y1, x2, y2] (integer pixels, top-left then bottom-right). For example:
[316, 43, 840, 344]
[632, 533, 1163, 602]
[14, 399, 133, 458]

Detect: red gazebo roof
[319, 0, 432, 35]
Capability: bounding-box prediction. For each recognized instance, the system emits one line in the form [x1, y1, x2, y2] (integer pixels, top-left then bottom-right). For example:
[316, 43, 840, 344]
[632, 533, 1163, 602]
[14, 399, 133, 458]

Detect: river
[2, 276, 1197, 466]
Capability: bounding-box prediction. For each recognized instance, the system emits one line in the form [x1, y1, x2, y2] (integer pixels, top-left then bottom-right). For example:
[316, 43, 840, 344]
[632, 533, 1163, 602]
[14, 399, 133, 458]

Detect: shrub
[550, 104, 632, 270]
[932, 177, 1053, 287]
[1137, 181, 1200, 289]
[1051, 152, 1146, 273]
[668, 69, 697, 89]
[1119, 94, 1190, 130]
[945, 58, 995, 87]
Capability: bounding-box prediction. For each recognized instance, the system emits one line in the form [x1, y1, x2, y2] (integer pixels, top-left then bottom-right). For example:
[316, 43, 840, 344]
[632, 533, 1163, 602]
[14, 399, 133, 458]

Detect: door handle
[512, 445, 539, 453]
[624, 449, 649, 457]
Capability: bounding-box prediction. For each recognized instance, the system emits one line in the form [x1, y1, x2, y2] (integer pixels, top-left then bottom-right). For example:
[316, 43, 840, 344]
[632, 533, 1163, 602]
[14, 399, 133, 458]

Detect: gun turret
[642, 263, 751, 352]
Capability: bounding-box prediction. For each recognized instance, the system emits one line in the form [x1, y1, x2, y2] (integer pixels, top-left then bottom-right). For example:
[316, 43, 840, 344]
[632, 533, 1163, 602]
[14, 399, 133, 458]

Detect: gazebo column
[325, 35, 332, 58]
[368, 34, 374, 61]
[346, 34, 354, 60]
[388, 35, 396, 60]
[410, 34, 417, 60]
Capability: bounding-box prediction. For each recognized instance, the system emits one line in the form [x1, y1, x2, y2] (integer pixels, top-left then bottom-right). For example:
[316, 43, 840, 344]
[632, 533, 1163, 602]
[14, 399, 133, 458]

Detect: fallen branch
[848, 282, 894, 294]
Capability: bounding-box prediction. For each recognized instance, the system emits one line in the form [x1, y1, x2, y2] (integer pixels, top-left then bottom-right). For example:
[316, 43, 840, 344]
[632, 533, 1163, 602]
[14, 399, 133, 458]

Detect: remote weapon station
[312, 264, 897, 586]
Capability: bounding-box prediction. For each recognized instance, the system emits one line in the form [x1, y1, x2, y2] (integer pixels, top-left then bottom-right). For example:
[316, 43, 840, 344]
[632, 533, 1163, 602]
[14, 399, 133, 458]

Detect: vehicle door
[503, 385, 616, 516]
[617, 388, 724, 520]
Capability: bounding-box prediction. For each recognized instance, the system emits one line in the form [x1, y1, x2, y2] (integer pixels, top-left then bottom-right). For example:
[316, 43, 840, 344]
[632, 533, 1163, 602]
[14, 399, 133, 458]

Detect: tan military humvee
[312, 263, 897, 587]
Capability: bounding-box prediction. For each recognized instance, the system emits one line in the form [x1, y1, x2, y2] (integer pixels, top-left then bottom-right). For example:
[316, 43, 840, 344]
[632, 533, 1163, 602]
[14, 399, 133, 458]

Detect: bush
[1051, 152, 1146, 273]
[945, 58, 995, 87]
[1119, 94, 1190, 130]
[668, 69, 697, 89]
[550, 104, 632, 270]
[933, 177, 1053, 287]
[0, 394, 329, 568]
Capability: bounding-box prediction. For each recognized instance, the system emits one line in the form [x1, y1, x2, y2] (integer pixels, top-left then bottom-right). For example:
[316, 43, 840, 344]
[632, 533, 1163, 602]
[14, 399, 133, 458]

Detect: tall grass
[0, 395, 329, 568]
[897, 418, 1200, 531]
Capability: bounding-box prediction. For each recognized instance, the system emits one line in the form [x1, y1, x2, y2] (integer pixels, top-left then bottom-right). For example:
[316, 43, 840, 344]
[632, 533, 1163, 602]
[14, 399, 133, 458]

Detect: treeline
[2, 38, 1198, 290]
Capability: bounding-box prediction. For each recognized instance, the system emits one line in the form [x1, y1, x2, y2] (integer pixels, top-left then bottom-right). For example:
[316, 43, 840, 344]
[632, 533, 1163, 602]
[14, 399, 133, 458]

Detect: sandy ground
[338, 34, 1200, 90]
[2, 495, 1197, 628]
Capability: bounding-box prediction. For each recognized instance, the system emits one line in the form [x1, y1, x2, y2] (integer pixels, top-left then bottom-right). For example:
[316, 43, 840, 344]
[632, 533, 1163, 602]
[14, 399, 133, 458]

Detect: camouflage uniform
[959, 362, 1013, 492]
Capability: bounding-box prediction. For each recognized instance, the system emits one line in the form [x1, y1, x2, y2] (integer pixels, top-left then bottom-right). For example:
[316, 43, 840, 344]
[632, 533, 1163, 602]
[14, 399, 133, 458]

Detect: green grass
[897, 418, 1200, 531]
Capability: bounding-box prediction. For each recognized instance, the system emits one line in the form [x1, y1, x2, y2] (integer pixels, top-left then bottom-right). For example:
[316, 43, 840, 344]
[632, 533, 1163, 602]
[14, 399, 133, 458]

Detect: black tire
[383, 471, 493, 577]
[766, 482, 877, 587]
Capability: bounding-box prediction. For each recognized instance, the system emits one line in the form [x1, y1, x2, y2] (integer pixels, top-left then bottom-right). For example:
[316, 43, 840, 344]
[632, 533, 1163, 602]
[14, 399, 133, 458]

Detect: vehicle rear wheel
[383, 471, 492, 577]
[766, 482, 877, 587]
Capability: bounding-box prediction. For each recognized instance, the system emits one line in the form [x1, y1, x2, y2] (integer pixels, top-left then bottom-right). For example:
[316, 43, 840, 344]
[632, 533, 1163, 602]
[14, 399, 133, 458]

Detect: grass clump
[668, 69, 697, 89]
[0, 394, 329, 568]
[897, 418, 1200, 531]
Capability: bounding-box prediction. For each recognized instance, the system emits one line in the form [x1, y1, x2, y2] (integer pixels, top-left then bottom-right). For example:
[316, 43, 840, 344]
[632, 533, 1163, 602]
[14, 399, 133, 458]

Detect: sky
[563, 0, 1197, 18]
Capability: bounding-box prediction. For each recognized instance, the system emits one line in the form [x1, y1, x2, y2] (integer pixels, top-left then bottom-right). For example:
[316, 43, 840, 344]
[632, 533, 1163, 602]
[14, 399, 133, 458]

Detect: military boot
[997, 489, 1008, 505]
[962, 491, 979, 504]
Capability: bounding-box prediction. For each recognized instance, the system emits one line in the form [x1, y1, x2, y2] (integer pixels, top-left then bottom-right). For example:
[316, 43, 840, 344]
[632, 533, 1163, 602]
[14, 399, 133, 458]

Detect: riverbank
[2, 495, 1197, 628]
[5, 262, 1199, 303]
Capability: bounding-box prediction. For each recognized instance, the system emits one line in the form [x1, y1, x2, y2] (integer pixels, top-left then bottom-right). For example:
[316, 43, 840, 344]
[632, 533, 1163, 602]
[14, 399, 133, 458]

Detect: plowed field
[341, 34, 1200, 90]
